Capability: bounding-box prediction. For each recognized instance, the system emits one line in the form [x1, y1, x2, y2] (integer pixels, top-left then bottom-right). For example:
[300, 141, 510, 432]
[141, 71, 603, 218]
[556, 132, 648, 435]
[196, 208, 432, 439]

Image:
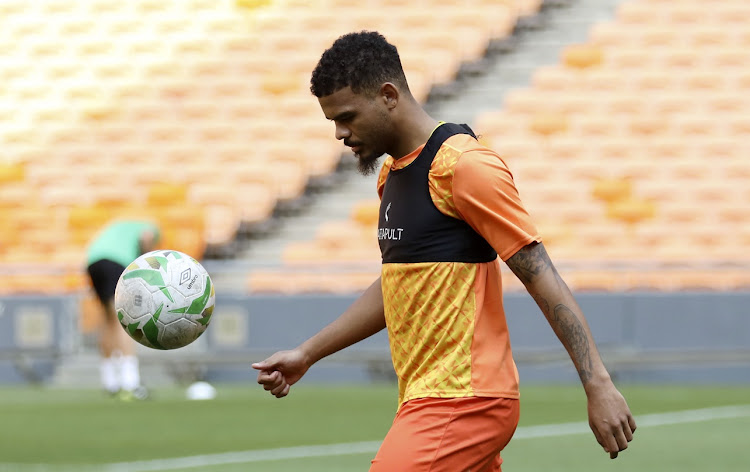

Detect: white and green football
[114, 250, 215, 350]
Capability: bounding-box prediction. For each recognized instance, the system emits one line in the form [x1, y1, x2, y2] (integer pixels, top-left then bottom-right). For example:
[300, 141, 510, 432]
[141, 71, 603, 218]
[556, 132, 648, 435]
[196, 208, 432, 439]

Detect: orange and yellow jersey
[376, 133, 541, 406]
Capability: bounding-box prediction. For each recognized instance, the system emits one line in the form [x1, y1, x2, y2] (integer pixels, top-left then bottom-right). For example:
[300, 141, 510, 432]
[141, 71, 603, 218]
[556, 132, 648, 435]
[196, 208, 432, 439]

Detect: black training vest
[378, 123, 498, 264]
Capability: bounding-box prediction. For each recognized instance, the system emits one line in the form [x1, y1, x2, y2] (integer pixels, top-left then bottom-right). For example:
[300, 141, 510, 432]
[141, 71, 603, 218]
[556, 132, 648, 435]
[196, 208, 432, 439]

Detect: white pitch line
[103, 441, 384, 472]
[512, 404, 750, 440]
[2, 404, 749, 472]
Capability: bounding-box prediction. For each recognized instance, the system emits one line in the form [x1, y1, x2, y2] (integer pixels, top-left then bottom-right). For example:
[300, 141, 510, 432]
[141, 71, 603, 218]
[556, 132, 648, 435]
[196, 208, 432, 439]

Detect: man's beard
[357, 152, 383, 176]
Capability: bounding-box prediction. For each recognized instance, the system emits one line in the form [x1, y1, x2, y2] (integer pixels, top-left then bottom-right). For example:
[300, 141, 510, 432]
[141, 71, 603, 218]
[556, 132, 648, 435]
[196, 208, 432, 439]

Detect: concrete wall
[1, 292, 749, 385]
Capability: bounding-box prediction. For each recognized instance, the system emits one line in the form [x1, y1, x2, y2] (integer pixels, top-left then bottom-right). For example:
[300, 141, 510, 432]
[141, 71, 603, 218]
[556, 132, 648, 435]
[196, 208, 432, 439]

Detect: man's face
[318, 86, 394, 176]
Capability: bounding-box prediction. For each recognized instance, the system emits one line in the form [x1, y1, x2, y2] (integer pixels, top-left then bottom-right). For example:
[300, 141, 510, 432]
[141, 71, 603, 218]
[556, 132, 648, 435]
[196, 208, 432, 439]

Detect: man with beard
[253, 31, 635, 471]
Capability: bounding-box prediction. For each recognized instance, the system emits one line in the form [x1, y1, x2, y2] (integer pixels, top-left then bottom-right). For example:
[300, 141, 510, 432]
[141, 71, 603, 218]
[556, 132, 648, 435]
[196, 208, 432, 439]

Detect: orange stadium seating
[2, 0, 523, 294]
[247, 0, 750, 294]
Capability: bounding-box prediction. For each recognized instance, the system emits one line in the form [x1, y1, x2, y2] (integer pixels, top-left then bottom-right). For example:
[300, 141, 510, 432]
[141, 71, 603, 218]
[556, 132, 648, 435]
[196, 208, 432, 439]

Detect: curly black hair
[310, 31, 409, 98]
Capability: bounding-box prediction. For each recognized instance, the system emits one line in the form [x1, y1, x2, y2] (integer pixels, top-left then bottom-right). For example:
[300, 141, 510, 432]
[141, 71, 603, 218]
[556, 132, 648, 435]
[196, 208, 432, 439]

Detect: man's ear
[380, 82, 400, 110]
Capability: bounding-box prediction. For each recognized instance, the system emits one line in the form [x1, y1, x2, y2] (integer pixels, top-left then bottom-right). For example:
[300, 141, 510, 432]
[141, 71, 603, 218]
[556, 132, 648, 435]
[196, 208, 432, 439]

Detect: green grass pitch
[0, 384, 748, 471]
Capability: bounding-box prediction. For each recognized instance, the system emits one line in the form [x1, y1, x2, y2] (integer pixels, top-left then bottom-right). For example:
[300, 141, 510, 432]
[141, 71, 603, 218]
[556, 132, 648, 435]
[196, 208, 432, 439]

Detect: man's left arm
[505, 241, 637, 459]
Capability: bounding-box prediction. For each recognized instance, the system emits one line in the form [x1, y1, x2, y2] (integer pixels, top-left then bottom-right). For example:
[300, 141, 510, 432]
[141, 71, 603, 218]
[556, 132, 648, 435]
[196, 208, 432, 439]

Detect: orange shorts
[370, 396, 520, 472]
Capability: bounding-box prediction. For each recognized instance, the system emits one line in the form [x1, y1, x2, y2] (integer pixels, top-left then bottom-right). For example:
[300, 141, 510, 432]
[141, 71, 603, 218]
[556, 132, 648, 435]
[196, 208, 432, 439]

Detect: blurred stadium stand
[0, 0, 541, 296]
[246, 0, 750, 295]
[1, 0, 749, 386]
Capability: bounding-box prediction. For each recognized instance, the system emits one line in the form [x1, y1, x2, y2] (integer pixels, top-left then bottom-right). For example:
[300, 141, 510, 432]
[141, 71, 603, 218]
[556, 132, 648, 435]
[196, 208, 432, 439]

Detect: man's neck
[390, 106, 440, 160]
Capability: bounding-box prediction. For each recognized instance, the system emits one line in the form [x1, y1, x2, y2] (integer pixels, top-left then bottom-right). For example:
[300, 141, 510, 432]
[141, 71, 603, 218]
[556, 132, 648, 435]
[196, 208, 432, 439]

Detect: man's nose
[334, 122, 350, 141]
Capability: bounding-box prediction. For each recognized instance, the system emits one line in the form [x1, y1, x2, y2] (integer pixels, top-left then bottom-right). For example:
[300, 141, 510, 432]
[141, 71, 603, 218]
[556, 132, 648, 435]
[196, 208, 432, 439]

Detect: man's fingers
[628, 415, 637, 434]
[590, 421, 606, 450]
[256, 370, 277, 384]
[256, 370, 290, 398]
[623, 417, 634, 443]
[257, 370, 284, 391]
[596, 420, 632, 460]
[613, 426, 630, 453]
[270, 379, 289, 397]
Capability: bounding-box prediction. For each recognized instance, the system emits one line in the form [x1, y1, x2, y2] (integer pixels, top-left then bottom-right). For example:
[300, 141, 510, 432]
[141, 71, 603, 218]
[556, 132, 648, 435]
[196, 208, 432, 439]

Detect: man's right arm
[252, 276, 386, 397]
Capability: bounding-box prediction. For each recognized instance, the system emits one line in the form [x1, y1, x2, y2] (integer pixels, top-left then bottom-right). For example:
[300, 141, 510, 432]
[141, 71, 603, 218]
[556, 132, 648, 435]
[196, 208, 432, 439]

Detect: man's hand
[586, 381, 637, 459]
[252, 349, 311, 398]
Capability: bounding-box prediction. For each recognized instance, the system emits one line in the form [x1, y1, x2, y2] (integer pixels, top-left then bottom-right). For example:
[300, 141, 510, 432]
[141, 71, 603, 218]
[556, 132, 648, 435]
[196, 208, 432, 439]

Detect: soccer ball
[114, 250, 215, 350]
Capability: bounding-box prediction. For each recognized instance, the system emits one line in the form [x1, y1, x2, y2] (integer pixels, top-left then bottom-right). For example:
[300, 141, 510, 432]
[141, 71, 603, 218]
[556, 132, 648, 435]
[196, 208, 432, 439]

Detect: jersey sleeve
[450, 148, 541, 261]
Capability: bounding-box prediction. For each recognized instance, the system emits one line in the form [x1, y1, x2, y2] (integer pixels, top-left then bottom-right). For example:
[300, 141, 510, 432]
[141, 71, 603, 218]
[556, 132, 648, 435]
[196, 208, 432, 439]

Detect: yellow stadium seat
[617, 2, 656, 25]
[316, 220, 377, 251]
[682, 71, 726, 91]
[633, 69, 676, 92]
[40, 186, 95, 208]
[0, 162, 25, 183]
[351, 200, 381, 227]
[282, 241, 329, 266]
[589, 21, 629, 47]
[68, 206, 112, 232]
[628, 115, 670, 137]
[729, 115, 750, 136]
[545, 135, 588, 160]
[0, 1, 24, 15]
[561, 44, 604, 69]
[528, 112, 568, 137]
[262, 160, 308, 203]
[582, 68, 624, 91]
[591, 177, 633, 204]
[235, 183, 277, 225]
[572, 114, 618, 138]
[160, 227, 206, 259]
[655, 49, 699, 72]
[473, 111, 526, 138]
[607, 199, 656, 227]
[640, 26, 680, 48]
[202, 205, 241, 247]
[503, 89, 549, 114]
[235, 0, 272, 9]
[261, 72, 304, 96]
[673, 114, 719, 137]
[147, 182, 189, 206]
[531, 66, 578, 91]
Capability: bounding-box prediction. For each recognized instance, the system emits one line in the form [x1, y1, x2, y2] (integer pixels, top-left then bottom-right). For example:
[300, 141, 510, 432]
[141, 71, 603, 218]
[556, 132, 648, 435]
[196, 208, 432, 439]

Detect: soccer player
[86, 219, 160, 400]
[252, 31, 636, 470]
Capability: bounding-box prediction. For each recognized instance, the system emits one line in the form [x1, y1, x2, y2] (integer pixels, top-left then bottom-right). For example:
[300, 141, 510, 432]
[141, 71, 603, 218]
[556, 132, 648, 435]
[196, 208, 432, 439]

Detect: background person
[86, 219, 160, 400]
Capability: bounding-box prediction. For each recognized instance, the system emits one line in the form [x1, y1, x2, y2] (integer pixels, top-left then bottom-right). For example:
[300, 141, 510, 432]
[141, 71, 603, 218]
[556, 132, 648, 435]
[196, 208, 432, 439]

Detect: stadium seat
[147, 182, 189, 207]
[351, 200, 381, 227]
[0, 162, 25, 183]
[528, 112, 569, 137]
[561, 44, 604, 69]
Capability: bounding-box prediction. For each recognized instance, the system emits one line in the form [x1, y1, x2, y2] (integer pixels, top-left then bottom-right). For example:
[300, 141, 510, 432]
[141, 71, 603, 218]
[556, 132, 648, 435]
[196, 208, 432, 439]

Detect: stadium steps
[424, 0, 626, 124]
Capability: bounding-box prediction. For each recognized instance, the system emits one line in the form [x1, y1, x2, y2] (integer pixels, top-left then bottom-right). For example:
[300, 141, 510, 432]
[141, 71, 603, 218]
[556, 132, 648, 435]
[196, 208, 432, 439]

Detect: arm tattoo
[552, 303, 593, 384]
[505, 242, 553, 285]
[532, 293, 550, 315]
[507, 244, 594, 384]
